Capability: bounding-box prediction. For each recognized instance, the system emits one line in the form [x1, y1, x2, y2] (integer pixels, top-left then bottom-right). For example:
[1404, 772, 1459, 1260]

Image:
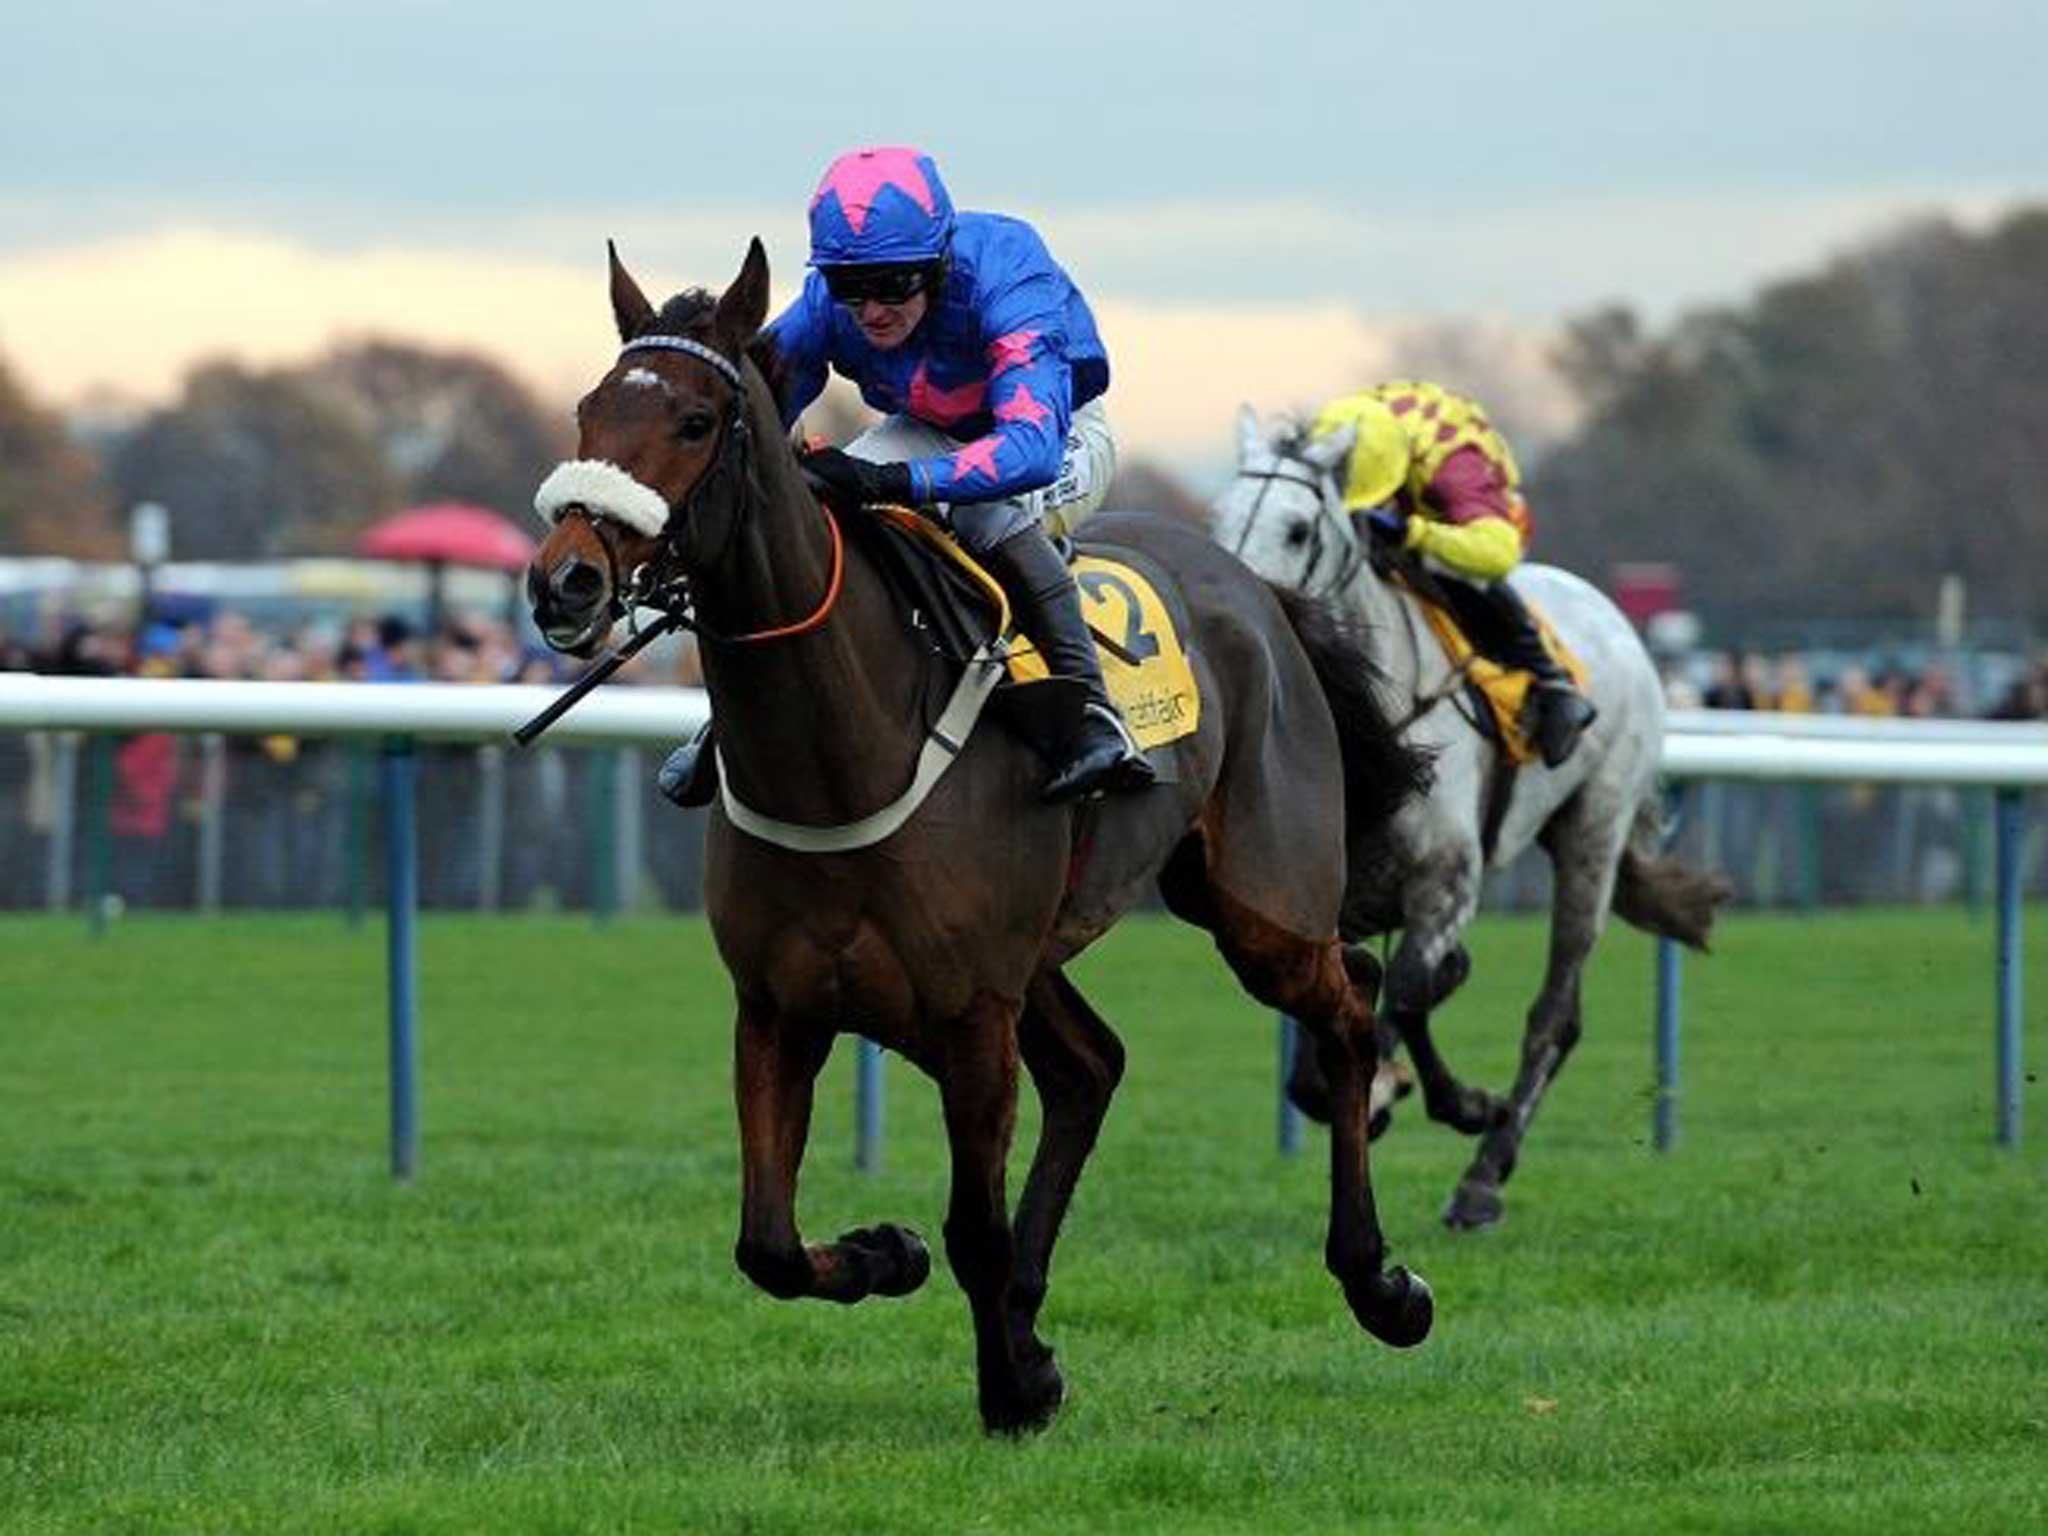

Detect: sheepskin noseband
[532, 459, 671, 538]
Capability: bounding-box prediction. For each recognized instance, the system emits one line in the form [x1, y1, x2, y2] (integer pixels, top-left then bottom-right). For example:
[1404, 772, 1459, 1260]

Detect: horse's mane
[1270, 419, 1314, 460]
[1269, 584, 1435, 839]
[640, 285, 795, 420]
[651, 288, 717, 334]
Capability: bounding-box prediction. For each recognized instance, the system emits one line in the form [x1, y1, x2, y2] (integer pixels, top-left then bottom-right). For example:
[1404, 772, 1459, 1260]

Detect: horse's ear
[715, 237, 772, 351]
[1234, 404, 1263, 464]
[608, 240, 657, 342]
[1303, 420, 1356, 471]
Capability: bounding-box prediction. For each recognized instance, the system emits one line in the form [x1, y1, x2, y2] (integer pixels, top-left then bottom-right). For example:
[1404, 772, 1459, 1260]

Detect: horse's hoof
[981, 1362, 1065, 1437]
[1443, 1179, 1504, 1231]
[1349, 1265, 1434, 1348]
[1019, 1342, 1064, 1410]
[838, 1224, 931, 1297]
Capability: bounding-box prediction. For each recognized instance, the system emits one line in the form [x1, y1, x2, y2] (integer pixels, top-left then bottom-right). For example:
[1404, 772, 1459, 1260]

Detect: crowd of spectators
[0, 604, 705, 914]
[1637, 647, 2048, 908]
[1662, 647, 2048, 721]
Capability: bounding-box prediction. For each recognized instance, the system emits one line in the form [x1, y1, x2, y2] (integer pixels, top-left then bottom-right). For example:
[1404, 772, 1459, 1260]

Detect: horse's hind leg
[732, 998, 932, 1304]
[1203, 896, 1431, 1348]
[1008, 970, 1126, 1397]
[1284, 947, 1412, 1136]
[1444, 798, 1625, 1230]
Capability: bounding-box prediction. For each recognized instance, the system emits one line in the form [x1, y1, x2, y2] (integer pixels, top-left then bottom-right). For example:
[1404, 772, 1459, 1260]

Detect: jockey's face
[849, 289, 927, 350]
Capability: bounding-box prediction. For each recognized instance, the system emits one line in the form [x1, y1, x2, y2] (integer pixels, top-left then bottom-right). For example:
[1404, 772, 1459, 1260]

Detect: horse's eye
[1284, 521, 1311, 548]
[676, 413, 716, 443]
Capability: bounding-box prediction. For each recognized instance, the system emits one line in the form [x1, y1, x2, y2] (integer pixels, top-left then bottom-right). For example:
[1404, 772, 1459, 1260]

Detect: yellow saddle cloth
[868, 507, 1201, 751]
[1402, 581, 1589, 766]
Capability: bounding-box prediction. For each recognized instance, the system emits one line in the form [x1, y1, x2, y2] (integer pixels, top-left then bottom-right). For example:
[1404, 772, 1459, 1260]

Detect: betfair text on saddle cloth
[660, 145, 1150, 811]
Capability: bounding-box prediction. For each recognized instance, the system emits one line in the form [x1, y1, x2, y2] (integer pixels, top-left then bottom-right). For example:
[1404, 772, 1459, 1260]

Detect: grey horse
[1212, 407, 1729, 1229]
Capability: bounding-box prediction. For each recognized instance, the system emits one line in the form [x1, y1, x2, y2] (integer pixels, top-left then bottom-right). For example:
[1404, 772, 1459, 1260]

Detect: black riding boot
[656, 720, 718, 809]
[1445, 577, 1597, 769]
[982, 527, 1156, 803]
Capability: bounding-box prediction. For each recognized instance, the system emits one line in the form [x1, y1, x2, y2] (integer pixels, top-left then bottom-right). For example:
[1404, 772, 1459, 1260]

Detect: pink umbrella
[356, 503, 538, 633]
[356, 502, 537, 571]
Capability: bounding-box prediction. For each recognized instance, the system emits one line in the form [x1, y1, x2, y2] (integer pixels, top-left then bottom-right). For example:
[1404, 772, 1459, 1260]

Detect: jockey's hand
[798, 447, 915, 508]
[1364, 507, 1410, 547]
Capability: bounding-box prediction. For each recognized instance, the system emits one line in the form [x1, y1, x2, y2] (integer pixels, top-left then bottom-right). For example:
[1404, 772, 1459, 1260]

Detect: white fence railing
[2, 677, 2041, 1168]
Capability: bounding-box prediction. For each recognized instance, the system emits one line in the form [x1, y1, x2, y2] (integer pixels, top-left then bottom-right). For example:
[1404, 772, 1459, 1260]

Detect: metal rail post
[1278, 1014, 1303, 1156]
[381, 737, 420, 1181]
[855, 1038, 884, 1172]
[1654, 782, 1688, 1151]
[1994, 786, 2024, 1147]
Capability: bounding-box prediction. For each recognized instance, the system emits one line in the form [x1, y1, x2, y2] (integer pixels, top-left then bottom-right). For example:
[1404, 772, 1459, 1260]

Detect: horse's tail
[1611, 789, 1733, 952]
[1269, 584, 1434, 839]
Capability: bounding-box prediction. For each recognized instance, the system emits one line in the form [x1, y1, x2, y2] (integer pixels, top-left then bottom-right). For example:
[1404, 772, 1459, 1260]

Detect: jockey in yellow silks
[1311, 382, 1597, 767]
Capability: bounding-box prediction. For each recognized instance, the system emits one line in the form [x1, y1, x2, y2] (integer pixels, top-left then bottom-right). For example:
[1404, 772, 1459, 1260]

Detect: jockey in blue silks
[660, 145, 1154, 809]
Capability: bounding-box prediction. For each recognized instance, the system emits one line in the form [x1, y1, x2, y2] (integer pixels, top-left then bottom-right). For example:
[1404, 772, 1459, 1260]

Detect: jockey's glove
[1364, 507, 1412, 547]
[798, 446, 916, 508]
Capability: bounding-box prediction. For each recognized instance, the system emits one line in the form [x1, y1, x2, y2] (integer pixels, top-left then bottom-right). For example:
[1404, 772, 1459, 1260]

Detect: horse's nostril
[559, 560, 604, 605]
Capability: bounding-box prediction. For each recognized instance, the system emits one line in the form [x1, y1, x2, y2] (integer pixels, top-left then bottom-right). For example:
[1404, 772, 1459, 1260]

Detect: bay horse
[1212, 408, 1729, 1230]
[525, 241, 1436, 1433]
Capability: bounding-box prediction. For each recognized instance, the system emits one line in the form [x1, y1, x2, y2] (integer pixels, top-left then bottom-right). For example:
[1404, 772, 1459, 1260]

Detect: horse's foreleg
[1011, 971, 1125, 1362]
[937, 992, 1053, 1435]
[733, 1003, 931, 1303]
[1386, 937, 1502, 1135]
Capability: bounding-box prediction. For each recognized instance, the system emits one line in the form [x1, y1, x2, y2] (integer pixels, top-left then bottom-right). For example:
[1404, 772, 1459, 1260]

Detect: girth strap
[714, 641, 1007, 853]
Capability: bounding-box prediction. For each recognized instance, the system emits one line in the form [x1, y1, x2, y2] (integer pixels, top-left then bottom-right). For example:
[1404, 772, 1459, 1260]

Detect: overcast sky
[2, 1, 2040, 466]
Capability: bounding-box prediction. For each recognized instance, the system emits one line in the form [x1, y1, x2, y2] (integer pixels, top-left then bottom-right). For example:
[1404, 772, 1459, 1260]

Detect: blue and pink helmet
[807, 146, 956, 268]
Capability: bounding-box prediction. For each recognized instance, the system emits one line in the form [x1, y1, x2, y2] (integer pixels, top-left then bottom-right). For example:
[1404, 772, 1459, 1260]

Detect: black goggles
[821, 263, 935, 308]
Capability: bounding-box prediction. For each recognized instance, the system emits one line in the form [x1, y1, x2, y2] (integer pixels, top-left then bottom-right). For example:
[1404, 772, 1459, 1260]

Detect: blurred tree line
[0, 336, 1206, 561]
[1531, 207, 2048, 630]
[5, 205, 2042, 632]
[0, 341, 575, 561]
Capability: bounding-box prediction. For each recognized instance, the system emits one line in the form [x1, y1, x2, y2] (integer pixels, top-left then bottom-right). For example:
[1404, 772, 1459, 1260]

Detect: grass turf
[2, 908, 2044, 1533]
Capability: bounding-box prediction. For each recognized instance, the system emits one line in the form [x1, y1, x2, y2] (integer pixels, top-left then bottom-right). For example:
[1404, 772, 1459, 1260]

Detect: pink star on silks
[985, 329, 1039, 374]
[994, 382, 1051, 428]
[950, 436, 1003, 485]
[909, 361, 986, 426]
[811, 147, 936, 234]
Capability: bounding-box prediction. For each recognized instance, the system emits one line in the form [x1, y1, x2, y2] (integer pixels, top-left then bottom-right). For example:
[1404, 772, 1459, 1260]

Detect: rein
[1228, 461, 1368, 603]
[522, 326, 994, 854]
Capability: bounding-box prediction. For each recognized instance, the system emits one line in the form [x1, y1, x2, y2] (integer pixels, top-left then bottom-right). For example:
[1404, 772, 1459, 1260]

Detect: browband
[620, 334, 743, 390]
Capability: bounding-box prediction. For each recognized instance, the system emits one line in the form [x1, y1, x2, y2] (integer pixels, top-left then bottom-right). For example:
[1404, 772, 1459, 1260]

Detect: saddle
[846, 505, 1199, 763]
[1386, 565, 1587, 768]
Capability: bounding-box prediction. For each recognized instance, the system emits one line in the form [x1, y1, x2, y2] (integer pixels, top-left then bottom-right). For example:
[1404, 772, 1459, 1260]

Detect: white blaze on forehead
[621, 366, 668, 391]
[532, 459, 670, 537]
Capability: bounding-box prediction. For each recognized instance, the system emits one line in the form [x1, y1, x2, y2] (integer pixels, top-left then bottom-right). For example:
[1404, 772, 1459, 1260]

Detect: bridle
[1225, 446, 1368, 603]
[568, 332, 844, 650]
[1228, 436, 1481, 738]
